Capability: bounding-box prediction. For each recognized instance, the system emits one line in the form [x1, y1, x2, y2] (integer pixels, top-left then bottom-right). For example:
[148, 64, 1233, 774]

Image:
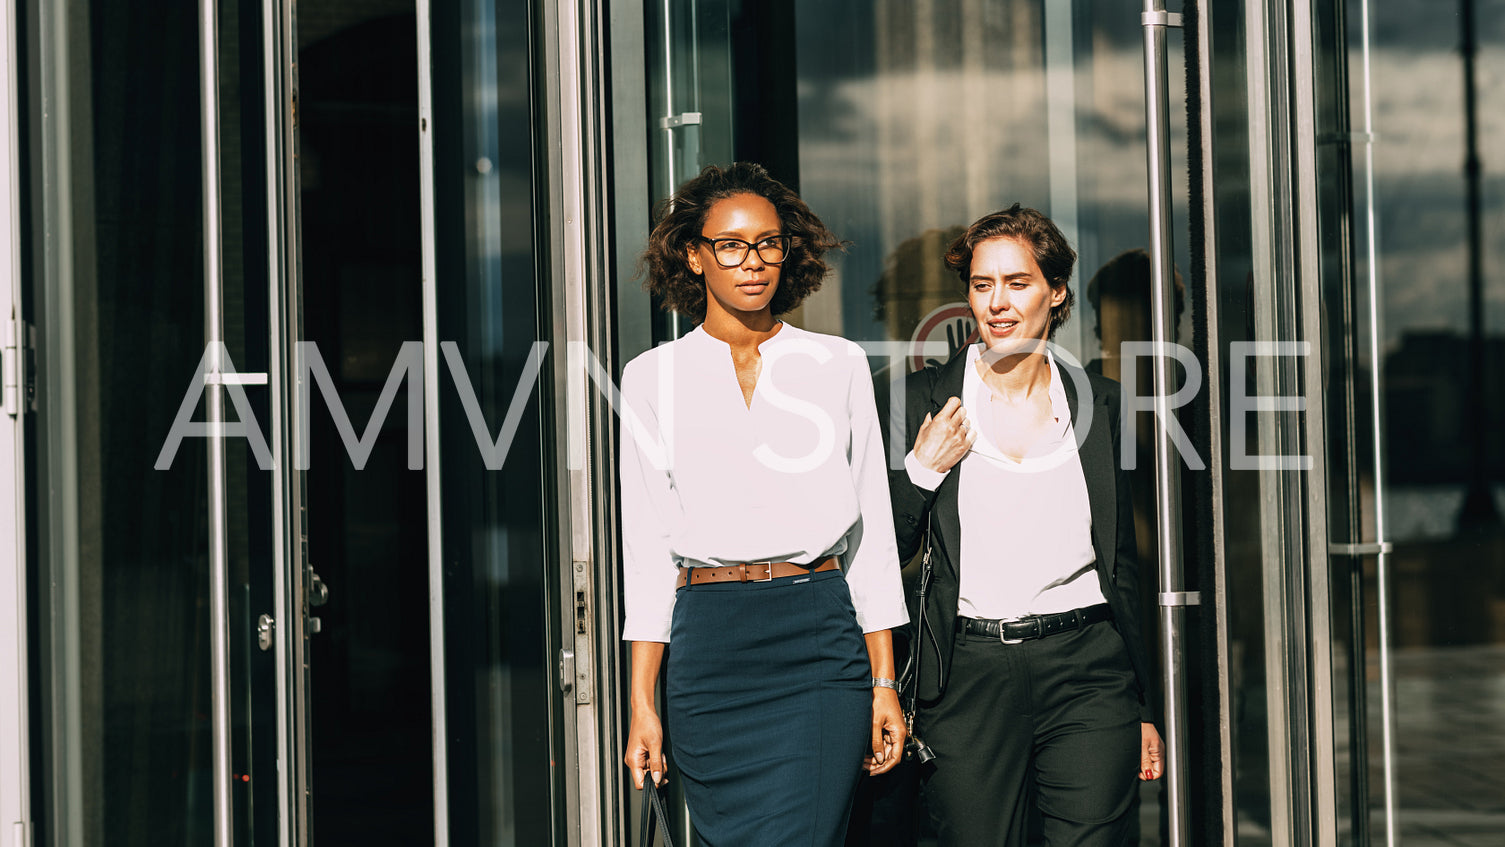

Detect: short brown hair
[944, 204, 1077, 339]
[641, 163, 843, 322]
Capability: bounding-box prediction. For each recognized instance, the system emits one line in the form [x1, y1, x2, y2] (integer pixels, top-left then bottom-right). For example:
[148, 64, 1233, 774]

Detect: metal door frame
[201, 1, 315, 843]
[544, 0, 616, 843]
[1, 0, 34, 840]
[1242, 0, 1345, 843]
[261, 1, 313, 845]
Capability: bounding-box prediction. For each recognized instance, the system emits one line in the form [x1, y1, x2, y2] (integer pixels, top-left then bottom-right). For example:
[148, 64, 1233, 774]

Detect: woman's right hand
[624, 708, 666, 789]
[912, 396, 974, 474]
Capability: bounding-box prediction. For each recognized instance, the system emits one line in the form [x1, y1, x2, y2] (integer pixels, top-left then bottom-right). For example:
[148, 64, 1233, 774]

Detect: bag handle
[638, 771, 676, 847]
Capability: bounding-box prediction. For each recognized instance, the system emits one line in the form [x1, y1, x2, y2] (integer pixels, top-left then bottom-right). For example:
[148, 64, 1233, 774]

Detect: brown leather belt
[676, 556, 841, 589]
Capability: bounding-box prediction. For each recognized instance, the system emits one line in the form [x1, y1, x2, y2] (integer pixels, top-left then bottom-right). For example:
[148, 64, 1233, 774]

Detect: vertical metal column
[415, 2, 450, 844]
[1, 0, 33, 839]
[556, 0, 605, 840]
[197, 0, 234, 844]
[261, 0, 310, 843]
[1043, 1, 1082, 350]
[659, 0, 680, 343]
[1139, 4, 1192, 846]
[1352, 1, 1398, 841]
[657, 0, 697, 341]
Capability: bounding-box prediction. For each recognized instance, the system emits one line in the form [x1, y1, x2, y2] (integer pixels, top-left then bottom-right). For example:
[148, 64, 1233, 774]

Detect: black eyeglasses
[697, 235, 792, 268]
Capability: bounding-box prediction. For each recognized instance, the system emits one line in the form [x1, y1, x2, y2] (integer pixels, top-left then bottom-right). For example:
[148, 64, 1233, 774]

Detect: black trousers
[917, 619, 1140, 847]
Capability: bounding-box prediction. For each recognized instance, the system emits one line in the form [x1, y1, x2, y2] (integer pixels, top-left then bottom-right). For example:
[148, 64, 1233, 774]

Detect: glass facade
[5, 1, 1502, 845]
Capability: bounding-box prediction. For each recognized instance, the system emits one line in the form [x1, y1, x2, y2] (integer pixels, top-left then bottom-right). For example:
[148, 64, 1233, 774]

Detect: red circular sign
[909, 302, 976, 372]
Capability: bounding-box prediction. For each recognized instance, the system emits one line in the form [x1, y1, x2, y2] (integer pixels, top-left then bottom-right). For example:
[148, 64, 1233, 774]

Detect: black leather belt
[958, 604, 1112, 644]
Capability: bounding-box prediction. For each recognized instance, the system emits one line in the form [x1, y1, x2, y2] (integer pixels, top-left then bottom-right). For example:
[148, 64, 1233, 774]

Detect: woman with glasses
[620, 162, 909, 846]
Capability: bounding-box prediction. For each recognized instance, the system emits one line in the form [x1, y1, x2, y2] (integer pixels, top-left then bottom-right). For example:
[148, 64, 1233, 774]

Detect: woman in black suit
[891, 205, 1163, 846]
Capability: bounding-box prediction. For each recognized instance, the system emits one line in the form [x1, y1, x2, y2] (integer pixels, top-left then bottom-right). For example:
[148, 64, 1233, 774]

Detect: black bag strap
[638, 772, 676, 847]
[896, 364, 949, 728]
[898, 513, 943, 708]
[893, 517, 949, 771]
[917, 513, 945, 695]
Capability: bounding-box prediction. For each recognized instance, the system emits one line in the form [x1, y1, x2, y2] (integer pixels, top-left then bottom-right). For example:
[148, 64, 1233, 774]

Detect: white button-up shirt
[619, 323, 910, 642]
[905, 345, 1106, 619]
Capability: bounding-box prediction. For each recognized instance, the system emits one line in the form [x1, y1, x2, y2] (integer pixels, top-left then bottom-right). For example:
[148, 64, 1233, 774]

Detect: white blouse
[619, 323, 909, 643]
[905, 345, 1107, 620]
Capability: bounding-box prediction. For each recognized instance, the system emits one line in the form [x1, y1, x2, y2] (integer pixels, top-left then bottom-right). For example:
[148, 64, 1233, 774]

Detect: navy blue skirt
[666, 568, 871, 847]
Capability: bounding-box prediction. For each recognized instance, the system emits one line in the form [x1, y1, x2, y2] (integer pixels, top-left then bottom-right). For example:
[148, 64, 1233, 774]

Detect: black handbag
[638, 772, 676, 847]
[897, 515, 942, 764]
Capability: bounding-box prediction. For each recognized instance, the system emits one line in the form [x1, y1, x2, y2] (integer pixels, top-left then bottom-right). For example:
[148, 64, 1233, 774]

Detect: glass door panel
[1310, 2, 1392, 843]
[428, 0, 567, 842]
[614, 0, 1202, 842]
[1310, 0, 1505, 843]
[27, 0, 278, 842]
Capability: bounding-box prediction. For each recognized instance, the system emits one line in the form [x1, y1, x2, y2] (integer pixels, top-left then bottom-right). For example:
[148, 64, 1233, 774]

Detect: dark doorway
[298, 7, 433, 845]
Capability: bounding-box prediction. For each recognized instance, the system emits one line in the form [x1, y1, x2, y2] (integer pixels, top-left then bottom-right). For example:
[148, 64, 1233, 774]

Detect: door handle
[309, 570, 329, 607]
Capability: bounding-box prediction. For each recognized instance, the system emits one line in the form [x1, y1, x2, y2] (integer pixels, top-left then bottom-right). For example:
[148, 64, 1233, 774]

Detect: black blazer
[889, 351, 1159, 723]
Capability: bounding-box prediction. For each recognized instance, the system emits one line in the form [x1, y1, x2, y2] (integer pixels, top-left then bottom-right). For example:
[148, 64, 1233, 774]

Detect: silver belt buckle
[744, 561, 775, 582]
[997, 615, 1028, 645]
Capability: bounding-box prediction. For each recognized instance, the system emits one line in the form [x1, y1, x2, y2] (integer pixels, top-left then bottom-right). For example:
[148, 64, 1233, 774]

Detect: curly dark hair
[641, 162, 843, 322]
[944, 204, 1077, 339]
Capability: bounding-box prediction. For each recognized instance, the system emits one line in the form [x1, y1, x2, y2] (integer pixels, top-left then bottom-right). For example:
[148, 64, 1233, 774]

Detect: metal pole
[198, 0, 234, 843]
[1140, 3, 1192, 845]
[660, 0, 684, 341]
[415, 1, 450, 844]
[660, 0, 676, 196]
[1353, 0, 1399, 841]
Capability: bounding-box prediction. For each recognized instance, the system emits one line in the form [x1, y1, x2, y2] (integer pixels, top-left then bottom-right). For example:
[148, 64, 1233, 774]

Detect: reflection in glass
[626, 1, 1195, 842]
[431, 0, 562, 843]
[1346, 0, 1505, 842]
[33, 1, 269, 843]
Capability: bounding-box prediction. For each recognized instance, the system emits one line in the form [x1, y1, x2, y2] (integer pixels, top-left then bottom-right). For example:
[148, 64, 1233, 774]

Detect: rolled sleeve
[844, 350, 911, 633]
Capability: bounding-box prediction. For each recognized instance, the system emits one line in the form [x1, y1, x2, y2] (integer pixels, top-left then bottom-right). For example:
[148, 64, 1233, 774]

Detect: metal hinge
[660, 112, 702, 130]
[3, 315, 36, 418]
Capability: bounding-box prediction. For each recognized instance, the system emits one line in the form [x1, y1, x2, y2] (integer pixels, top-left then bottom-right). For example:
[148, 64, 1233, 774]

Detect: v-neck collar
[688, 322, 795, 410]
[963, 344, 1076, 468]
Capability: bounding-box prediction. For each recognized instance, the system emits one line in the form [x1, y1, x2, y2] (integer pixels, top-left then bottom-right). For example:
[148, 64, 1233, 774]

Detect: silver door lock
[309, 570, 329, 606]
[257, 614, 275, 651]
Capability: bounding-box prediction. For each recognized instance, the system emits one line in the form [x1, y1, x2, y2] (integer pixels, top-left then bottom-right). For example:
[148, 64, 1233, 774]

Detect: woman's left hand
[865, 688, 908, 775]
[1139, 722, 1164, 781]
